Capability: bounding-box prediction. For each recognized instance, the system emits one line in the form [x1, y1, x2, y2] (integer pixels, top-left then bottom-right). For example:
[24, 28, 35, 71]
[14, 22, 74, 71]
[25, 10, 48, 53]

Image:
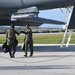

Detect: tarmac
[0, 44, 75, 75]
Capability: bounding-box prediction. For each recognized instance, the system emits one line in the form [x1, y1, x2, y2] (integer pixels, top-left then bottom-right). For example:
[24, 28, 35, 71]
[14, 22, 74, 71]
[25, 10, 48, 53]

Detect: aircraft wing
[22, 17, 65, 25]
[0, 17, 65, 26]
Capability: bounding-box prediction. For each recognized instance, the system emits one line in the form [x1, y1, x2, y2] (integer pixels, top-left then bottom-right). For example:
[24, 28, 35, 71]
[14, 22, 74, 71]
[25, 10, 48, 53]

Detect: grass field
[0, 33, 75, 44]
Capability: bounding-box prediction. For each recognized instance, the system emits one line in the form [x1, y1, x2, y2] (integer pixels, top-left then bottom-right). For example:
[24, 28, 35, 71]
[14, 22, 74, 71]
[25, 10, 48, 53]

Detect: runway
[0, 44, 75, 75]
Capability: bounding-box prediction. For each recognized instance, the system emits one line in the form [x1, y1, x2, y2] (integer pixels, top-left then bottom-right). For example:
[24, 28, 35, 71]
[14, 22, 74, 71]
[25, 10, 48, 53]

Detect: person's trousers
[25, 41, 33, 56]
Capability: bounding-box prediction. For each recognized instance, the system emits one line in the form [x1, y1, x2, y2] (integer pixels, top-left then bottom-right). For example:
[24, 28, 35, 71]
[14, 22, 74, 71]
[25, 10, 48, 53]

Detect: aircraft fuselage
[0, 0, 75, 11]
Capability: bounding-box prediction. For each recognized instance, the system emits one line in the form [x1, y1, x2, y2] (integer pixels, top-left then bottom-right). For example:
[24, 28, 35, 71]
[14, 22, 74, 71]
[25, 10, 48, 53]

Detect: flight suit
[21, 28, 33, 57]
[6, 28, 19, 58]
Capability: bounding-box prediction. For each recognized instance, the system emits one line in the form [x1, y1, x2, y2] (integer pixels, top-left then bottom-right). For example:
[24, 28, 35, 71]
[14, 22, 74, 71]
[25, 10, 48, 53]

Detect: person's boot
[24, 55, 27, 57]
[29, 54, 33, 57]
[10, 55, 12, 58]
[10, 53, 12, 58]
[24, 52, 27, 57]
[12, 54, 15, 58]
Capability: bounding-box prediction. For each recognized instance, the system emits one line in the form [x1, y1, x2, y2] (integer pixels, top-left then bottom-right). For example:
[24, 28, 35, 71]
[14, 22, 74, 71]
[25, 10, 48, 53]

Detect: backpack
[2, 42, 9, 53]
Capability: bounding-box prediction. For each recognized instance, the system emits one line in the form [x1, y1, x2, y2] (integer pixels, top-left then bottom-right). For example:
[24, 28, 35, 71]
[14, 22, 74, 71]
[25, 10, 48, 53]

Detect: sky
[39, 8, 70, 28]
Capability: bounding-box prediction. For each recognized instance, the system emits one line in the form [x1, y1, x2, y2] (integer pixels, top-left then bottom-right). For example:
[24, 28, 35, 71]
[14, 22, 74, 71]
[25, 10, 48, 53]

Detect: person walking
[20, 24, 33, 57]
[6, 24, 20, 58]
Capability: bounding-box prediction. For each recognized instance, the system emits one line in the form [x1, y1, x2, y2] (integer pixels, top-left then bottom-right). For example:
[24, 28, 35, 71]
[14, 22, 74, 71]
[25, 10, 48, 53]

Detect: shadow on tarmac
[33, 45, 75, 52]
[0, 45, 75, 52]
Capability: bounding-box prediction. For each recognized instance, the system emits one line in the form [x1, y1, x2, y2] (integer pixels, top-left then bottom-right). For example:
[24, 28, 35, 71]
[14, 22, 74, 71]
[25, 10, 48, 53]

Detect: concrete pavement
[0, 44, 75, 75]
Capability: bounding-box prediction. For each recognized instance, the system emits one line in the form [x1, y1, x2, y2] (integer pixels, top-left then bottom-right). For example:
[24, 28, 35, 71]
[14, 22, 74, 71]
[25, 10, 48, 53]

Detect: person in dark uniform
[20, 24, 33, 57]
[6, 24, 20, 58]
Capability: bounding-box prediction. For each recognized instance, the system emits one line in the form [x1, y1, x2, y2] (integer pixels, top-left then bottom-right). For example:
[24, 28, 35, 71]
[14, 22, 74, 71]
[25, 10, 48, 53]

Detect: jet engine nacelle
[11, 6, 39, 21]
[11, 13, 38, 18]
